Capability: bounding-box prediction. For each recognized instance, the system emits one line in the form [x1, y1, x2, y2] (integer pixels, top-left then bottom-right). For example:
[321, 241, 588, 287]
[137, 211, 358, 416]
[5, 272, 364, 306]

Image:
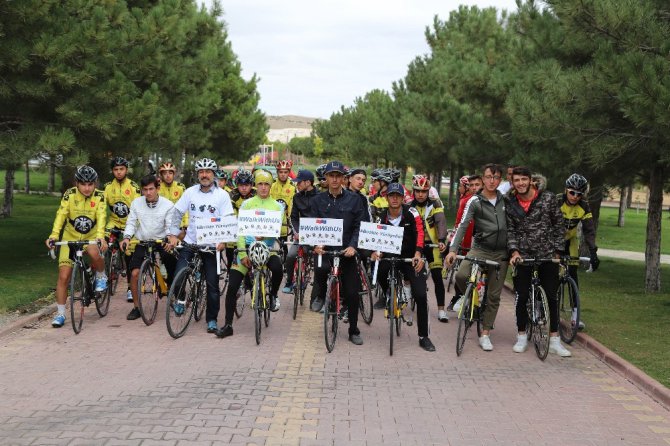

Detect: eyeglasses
[483, 175, 502, 181]
[567, 190, 583, 197]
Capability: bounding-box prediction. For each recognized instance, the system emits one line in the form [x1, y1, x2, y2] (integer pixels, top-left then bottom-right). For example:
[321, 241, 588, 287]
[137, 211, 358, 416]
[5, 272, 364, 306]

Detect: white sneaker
[578, 320, 586, 330]
[513, 334, 528, 353]
[479, 335, 493, 351]
[126, 289, 133, 302]
[453, 296, 464, 313]
[549, 337, 572, 357]
[402, 285, 412, 303]
[437, 309, 449, 323]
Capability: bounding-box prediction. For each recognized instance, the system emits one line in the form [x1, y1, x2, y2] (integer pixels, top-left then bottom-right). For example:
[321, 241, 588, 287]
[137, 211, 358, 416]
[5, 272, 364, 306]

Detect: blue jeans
[176, 249, 220, 324]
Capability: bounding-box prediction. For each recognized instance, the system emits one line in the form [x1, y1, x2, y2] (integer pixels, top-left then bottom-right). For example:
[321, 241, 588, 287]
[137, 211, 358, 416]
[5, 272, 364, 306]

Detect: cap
[254, 170, 274, 185]
[323, 160, 346, 175]
[295, 169, 314, 183]
[387, 182, 405, 196]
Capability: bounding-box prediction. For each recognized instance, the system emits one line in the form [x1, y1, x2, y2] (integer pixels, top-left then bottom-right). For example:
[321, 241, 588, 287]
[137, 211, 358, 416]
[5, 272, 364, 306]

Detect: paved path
[0, 281, 668, 445]
[599, 248, 670, 265]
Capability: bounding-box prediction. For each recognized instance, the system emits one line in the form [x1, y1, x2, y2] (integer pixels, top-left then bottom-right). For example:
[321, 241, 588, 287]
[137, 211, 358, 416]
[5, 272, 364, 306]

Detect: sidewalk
[0, 282, 668, 445]
[599, 248, 670, 264]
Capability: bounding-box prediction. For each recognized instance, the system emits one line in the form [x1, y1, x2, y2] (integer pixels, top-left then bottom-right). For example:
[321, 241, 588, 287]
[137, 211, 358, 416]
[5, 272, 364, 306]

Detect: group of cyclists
[46, 156, 599, 356]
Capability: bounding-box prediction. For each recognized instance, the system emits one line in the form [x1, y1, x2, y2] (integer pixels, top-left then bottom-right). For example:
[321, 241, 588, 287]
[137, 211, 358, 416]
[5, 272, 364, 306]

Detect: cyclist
[216, 169, 232, 193]
[369, 169, 392, 222]
[283, 169, 317, 294]
[271, 159, 296, 268]
[226, 169, 256, 268]
[45, 166, 108, 328]
[158, 162, 187, 239]
[167, 158, 234, 334]
[348, 167, 372, 222]
[120, 175, 176, 320]
[216, 169, 285, 338]
[447, 175, 475, 312]
[373, 182, 435, 352]
[315, 163, 328, 192]
[445, 163, 509, 351]
[506, 166, 571, 357]
[309, 160, 367, 345]
[410, 175, 449, 322]
[560, 173, 600, 330]
[104, 156, 141, 302]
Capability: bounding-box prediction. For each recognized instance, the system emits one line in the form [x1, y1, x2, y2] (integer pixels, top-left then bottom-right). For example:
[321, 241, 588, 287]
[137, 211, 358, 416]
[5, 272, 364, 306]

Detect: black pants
[175, 249, 220, 324]
[312, 255, 361, 336]
[378, 261, 429, 338]
[425, 248, 445, 306]
[513, 263, 560, 332]
[224, 255, 283, 325]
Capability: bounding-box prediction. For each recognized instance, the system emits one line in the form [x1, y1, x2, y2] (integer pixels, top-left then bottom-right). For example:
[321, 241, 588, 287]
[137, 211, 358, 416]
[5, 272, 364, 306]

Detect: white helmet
[194, 158, 217, 172]
[248, 241, 270, 268]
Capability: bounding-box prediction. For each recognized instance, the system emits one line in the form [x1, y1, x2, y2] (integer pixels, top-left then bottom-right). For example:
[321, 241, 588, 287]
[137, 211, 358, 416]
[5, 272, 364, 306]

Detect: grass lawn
[0, 169, 62, 192]
[597, 206, 670, 254]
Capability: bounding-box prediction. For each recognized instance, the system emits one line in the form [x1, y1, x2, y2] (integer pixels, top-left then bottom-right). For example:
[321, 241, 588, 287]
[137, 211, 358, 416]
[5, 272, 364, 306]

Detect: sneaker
[578, 320, 586, 330]
[419, 337, 436, 352]
[453, 296, 464, 313]
[340, 307, 349, 323]
[94, 276, 108, 293]
[349, 334, 364, 345]
[207, 320, 217, 333]
[437, 309, 449, 323]
[479, 335, 493, 351]
[402, 285, 412, 303]
[549, 337, 572, 357]
[282, 282, 294, 294]
[51, 314, 65, 328]
[446, 303, 455, 312]
[512, 334, 528, 353]
[270, 295, 280, 312]
[173, 302, 185, 316]
[215, 323, 234, 338]
[126, 289, 133, 302]
[311, 299, 324, 312]
[126, 307, 141, 320]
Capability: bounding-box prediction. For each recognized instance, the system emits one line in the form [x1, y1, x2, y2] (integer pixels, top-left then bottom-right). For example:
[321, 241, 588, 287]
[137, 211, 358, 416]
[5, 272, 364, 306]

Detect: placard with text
[298, 218, 343, 246]
[237, 209, 282, 237]
[194, 215, 238, 244]
[357, 221, 403, 254]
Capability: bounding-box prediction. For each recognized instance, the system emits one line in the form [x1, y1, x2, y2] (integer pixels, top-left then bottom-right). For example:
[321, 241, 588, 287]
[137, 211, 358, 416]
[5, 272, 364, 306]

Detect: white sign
[298, 218, 343, 246]
[358, 221, 404, 254]
[194, 215, 238, 244]
[238, 209, 282, 237]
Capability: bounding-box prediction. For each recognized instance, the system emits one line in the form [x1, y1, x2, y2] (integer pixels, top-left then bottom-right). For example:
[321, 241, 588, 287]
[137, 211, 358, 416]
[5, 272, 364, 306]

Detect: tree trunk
[645, 164, 663, 293]
[24, 161, 30, 193]
[617, 185, 627, 227]
[48, 158, 56, 193]
[448, 164, 456, 210]
[626, 183, 633, 208]
[435, 171, 442, 195]
[2, 168, 16, 217]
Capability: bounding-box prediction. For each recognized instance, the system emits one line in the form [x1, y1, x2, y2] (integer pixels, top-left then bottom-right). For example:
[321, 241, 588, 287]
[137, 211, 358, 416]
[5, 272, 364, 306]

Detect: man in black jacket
[310, 160, 367, 345]
[372, 183, 435, 352]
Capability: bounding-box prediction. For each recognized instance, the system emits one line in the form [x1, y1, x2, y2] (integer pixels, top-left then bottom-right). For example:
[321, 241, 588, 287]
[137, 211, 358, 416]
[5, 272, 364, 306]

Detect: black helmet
[390, 168, 401, 183]
[110, 156, 129, 169]
[377, 169, 393, 184]
[75, 165, 99, 183]
[370, 168, 382, 180]
[235, 169, 253, 185]
[565, 173, 589, 193]
[315, 164, 327, 181]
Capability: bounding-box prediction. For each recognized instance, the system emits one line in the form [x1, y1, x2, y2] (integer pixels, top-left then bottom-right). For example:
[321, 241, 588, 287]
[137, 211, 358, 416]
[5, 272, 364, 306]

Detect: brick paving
[0, 279, 668, 445]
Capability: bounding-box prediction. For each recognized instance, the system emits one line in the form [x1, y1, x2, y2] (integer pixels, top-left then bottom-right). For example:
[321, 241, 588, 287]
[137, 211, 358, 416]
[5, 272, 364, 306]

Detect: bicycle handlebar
[48, 240, 101, 260]
[455, 255, 500, 268]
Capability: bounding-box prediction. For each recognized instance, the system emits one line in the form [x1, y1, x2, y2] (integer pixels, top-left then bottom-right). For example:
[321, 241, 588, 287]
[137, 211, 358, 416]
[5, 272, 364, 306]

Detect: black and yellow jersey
[49, 187, 107, 241]
[104, 177, 141, 230]
[559, 193, 597, 256]
[229, 188, 257, 214]
[159, 181, 186, 204]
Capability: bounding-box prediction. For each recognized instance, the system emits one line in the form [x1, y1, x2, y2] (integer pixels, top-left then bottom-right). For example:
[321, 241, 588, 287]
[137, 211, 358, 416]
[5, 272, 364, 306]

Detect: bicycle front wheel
[235, 283, 246, 319]
[389, 282, 396, 356]
[138, 259, 159, 325]
[293, 258, 301, 320]
[456, 283, 474, 356]
[558, 276, 580, 344]
[533, 285, 550, 361]
[193, 278, 206, 322]
[446, 261, 457, 293]
[166, 268, 195, 339]
[263, 272, 271, 328]
[69, 263, 86, 334]
[253, 271, 262, 345]
[95, 266, 111, 318]
[395, 280, 403, 337]
[358, 262, 374, 325]
[324, 276, 339, 353]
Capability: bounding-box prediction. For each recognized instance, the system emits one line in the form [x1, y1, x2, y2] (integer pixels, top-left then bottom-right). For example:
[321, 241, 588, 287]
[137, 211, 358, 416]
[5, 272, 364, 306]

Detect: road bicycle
[165, 243, 210, 339]
[321, 250, 348, 353]
[557, 256, 590, 344]
[454, 255, 499, 357]
[291, 243, 313, 320]
[105, 228, 127, 295]
[356, 255, 374, 325]
[376, 256, 417, 356]
[248, 243, 278, 345]
[136, 240, 171, 326]
[50, 240, 109, 334]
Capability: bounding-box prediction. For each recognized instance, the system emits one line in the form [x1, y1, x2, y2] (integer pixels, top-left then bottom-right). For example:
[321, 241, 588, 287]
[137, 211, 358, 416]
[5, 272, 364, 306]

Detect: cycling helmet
[159, 162, 176, 173]
[370, 168, 382, 180]
[254, 169, 273, 185]
[215, 169, 228, 180]
[75, 165, 99, 183]
[276, 159, 293, 170]
[377, 169, 393, 184]
[459, 175, 470, 186]
[110, 156, 129, 169]
[412, 174, 431, 191]
[390, 168, 401, 183]
[194, 157, 217, 172]
[235, 169, 253, 185]
[315, 164, 327, 181]
[248, 241, 270, 268]
[565, 173, 589, 193]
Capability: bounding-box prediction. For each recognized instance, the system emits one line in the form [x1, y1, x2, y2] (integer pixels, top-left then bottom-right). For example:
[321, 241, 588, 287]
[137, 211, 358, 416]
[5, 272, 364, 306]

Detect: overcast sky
[207, 1, 519, 119]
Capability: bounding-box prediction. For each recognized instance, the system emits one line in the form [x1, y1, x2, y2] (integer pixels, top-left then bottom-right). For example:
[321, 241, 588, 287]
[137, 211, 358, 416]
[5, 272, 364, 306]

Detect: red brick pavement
[0, 279, 668, 445]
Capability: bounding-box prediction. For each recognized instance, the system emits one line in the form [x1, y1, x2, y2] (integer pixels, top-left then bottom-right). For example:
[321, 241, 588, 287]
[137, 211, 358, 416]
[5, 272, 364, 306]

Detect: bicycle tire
[446, 260, 458, 293]
[253, 271, 262, 345]
[107, 249, 121, 295]
[95, 266, 111, 318]
[166, 267, 195, 339]
[533, 285, 550, 361]
[395, 279, 402, 337]
[358, 261, 374, 325]
[324, 276, 338, 352]
[389, 281, 395, 356]
[456, 283, 474, 356]
[263, 271, 271, 328]
[137, 259, 159, 325]
[69, 263, 86, 334]
[293, 257, 301, 320]
[558, 276, 580, 344]
[301, 259, 311, 306]
[235, 283, 245, 319]
[193, 277, 206, 322]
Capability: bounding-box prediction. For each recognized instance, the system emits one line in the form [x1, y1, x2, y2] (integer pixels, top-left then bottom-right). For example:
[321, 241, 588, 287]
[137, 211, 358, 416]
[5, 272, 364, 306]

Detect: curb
[0, 304, 57, 339]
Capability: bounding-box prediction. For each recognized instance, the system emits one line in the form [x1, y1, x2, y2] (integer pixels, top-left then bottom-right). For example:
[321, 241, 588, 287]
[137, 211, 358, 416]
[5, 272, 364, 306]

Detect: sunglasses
[567, 190, 583, 197]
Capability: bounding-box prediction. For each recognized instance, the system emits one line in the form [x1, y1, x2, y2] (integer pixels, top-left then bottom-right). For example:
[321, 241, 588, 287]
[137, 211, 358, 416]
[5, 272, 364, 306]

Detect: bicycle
[136, 240, 171, 326]
[356, 255, 374, 325]
[376, 256, 416, 356]
[454, 255, 499, 357]
[105, 228, 127, 295]
[247, 242, 278, 345]
[290, 243, 313, 320]
[321, 250, 347, 353]
[165, 243, 210, 339]
[49, 240, 109, 334]
[513, 258, 555, 361]
[557, 256, 590, 344]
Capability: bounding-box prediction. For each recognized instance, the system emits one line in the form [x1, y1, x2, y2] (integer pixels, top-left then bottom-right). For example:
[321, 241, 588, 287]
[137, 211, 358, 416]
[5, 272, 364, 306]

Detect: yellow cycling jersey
[104, 177, 140, 230]
[270, 179, 295, 237]
[159, 181, 187, 228]
[49, 187, 107, 241]
[369, 194, 388, 222]
[230, 188, 257, 214]
[559, 193, 597, 260]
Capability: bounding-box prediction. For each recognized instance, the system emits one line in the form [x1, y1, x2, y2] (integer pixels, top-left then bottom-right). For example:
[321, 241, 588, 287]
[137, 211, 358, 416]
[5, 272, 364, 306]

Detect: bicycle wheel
[324, 276, 339, 352]
[358, 262, 374, 325]
[263, 271, 271, 328]
[558, 277, 580, 344]
[253, 271, 262, 345]
[137, 259, 159, 325]
[301, 260, 311, 306]
[389, 281, 395, 356]
[193, 277, 206, 322]
[235, 282, 246, 319]
[166, 268, 195, 339]
[533, 285, 550, 361]
[293, 258, 301, 320]
[219, 269, 229, 304]
[107, 249, 121, 295]
[395, 280, 402, 337]
[95, 265, 112, 318]
[446, 260, 458, 293]
[69, 263, 86, 334]
[456, 283, 474, 356]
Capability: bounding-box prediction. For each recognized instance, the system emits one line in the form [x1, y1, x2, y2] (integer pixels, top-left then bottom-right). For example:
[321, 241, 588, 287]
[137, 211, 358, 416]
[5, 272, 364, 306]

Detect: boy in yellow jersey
[158, 161, 187, 238]
[45, 166, 108, 328]
[104, 156, 141, 302]
[271, 160, 296, 237]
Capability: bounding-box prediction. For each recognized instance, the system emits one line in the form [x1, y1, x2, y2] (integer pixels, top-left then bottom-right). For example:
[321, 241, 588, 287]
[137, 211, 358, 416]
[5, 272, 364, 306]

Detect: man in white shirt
[167, 158, 234, 333]
[121, 175, 176, 321]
